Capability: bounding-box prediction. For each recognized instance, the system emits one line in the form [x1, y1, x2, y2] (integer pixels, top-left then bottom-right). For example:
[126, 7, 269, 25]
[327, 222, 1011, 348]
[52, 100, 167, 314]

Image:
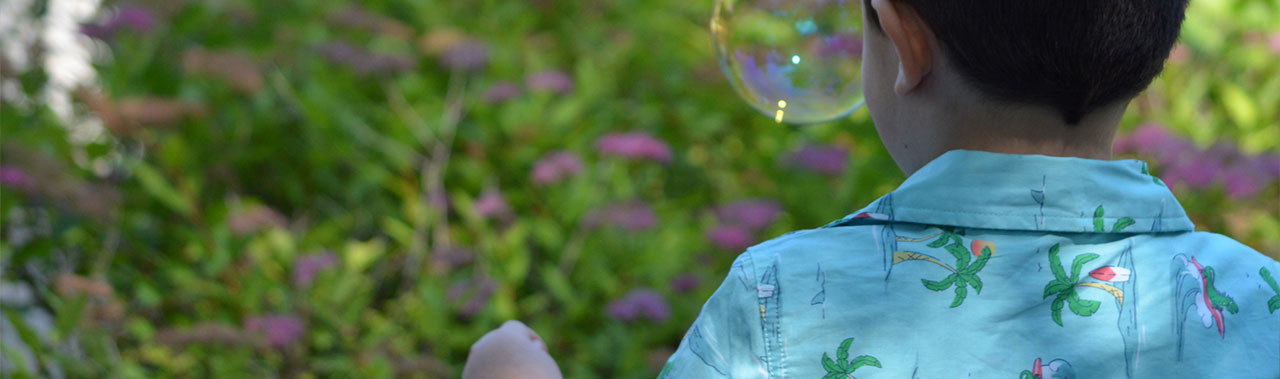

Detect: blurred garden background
[1, 0, 1278, 377]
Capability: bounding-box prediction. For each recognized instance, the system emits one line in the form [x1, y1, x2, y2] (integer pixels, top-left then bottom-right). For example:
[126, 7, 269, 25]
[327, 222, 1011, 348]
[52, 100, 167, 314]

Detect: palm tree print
[1041, 243, 1127, 326]
[1262, 267, 1280, 314]
[892, 230, 993, 308]
[1094, 205, 1136, 232]
[820, 337, 881, 379]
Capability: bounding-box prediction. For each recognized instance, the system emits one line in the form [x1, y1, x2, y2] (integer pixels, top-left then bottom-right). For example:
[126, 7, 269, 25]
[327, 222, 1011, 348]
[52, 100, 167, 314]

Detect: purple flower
[244, 314, 305, 349]
[1126, 123, 1194, 165]
[319, 42, 415, 77]
[1223, 167, 1262, 199]
[1269, 32, 1280, 55]
[1163, 158, 1220, 190]
[785, 144, 848, 175]
[473, 189, 511, 220]
[1257, 154, 1280, 180]
[586, 201, 658, 232]
[292, 252, 338, 286]
[670, 274, 702, 294]
[429, 246, 475, 274]
[607, 289, 670, 323]
[714, 199, 781, 231]
[707, 225, 755, 251]
[531, 151, 584, 186]
[596, 132, 673, 162]
[440, 39, 490, 71]
[483, 81, 522, 103]
[0, 165, 33, 192]
[525, 70, 574, 94]
[447, 276, 496, 317]
[227, 205, 287, 236]
[81, 4, 155, 39]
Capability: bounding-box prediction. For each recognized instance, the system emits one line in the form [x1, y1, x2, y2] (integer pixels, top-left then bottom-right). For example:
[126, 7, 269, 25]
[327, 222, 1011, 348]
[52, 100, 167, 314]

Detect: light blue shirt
[662, 150, 1280, 378]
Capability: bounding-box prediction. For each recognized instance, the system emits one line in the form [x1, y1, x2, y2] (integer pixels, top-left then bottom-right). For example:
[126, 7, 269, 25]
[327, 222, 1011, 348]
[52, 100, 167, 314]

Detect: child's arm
[462, 320, 563, 379]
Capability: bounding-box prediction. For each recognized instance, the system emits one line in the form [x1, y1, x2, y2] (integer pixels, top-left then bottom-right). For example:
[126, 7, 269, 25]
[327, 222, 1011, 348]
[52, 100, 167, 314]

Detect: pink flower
[1269, 32, 1280, 55]
[292, 252, 338, 286]
[607, 289, 670, 323]
[785, 144, 848, 175]
[714, 199, 781, 231]
[596, 132, 673, 162]
[244, 314, 305, 349]
[227, 205, 287, 236]
[707, 224, 755, 251]
[82, 4, 155, 39]
[586, 201, 658, 232]
[0, 165, 33, 192]
[531, 151, 584, 186]
[525, 70, 574, 94]
[483, 81, 522, 103]
[473, 189, 511, 220]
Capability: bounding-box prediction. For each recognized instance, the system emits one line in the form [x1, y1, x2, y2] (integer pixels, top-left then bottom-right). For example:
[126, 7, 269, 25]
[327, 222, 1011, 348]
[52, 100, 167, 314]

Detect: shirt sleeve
[660, 252, 771, 378]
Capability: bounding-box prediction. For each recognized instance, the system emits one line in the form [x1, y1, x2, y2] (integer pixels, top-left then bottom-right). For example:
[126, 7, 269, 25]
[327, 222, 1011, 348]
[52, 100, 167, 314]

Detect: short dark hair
[864, 0, 1189, 124]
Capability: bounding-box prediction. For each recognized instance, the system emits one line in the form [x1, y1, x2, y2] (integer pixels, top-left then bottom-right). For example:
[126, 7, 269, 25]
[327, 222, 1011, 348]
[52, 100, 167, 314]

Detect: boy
[465, 0, 1280, 376]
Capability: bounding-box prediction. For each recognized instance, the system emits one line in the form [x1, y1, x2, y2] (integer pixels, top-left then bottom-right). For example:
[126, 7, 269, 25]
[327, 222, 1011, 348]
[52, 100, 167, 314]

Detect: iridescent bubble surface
[712, 0, 865, 124]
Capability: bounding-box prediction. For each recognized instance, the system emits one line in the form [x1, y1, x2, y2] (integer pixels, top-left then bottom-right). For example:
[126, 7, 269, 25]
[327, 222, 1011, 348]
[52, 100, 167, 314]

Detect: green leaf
[837, 337, 854, 362]
[133, 161, 192, 216]
[1267, 297, 1279, 314]
[1261, 267, 1280, 293]
[950, 285, 968, 308]
[1048, 244, 1067, 280]
[966, 248, 991, 274]
[1112, 218, 1136, 232]
[963, 273, 983, 294]
[945, 243, 970, 268]
[849, 355, 882, 370]
[1043, 280, 1072, 299]
[823, 373, 842, 379]
[927, 233, 950, 248]
[54, 295, 90, 339]
[1093, 205, 1105, 232]
[1051, 296, 1066, 326]
[1067, 293, 1101, 317]
[921, 275, 955, 291]
[1070, 253, 1099, 281]
[822, 352, 840, 373]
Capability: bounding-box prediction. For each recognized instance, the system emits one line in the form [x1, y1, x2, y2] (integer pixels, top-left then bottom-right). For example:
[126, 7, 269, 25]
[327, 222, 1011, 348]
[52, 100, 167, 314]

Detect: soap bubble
[712, 0, 865, 124]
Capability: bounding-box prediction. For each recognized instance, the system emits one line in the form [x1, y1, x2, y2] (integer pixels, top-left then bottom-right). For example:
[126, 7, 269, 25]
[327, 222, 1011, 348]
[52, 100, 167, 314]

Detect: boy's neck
[893, 98, 1127, 176]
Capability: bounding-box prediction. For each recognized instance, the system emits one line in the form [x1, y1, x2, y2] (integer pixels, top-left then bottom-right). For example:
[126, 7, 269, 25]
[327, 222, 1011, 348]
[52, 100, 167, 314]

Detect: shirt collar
[826, 150, 1195, 233]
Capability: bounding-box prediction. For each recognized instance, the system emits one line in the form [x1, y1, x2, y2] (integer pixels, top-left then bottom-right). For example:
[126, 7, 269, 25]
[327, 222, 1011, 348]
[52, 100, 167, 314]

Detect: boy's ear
[871, 0, 935, 95]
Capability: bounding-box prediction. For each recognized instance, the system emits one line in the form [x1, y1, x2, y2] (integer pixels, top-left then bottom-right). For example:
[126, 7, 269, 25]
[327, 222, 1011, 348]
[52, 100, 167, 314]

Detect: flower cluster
[596, 132, 673, 163]
[244, 314, 306, 349]
[1115, 123, 1280, 198]
[707, 199, 782, 251]
[292, 252, 338, 286]
[586, 201, 659, 232]
[531, 151, 584, 186]
[607, 288, 670, 323]
[319, 42, 415, 77]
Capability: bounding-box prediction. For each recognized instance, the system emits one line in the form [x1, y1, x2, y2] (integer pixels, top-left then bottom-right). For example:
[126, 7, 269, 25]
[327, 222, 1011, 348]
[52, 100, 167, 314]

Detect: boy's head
[859, 0, 1189, 173]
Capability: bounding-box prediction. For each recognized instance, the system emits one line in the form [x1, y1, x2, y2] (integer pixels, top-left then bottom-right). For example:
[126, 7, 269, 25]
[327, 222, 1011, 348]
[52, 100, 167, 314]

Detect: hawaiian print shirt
[661, 150, 1280, 378]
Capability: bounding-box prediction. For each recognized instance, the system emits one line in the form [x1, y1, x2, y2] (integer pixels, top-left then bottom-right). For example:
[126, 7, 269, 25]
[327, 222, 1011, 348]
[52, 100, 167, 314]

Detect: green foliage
[0, 0, 1277, 377]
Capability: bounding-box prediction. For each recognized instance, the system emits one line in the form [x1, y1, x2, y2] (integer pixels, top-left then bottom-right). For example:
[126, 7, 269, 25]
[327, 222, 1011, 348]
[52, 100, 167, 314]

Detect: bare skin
[464, 0, 1134, 374]
[462, 320, 562, 379]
